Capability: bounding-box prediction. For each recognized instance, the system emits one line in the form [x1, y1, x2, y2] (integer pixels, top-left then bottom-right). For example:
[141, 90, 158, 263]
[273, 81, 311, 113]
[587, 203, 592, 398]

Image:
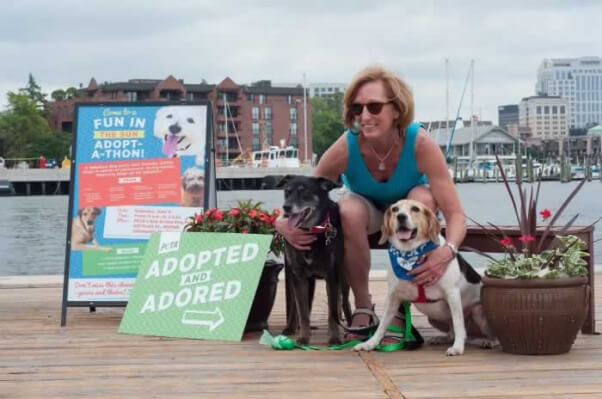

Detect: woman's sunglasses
[350, 101, 392, 116]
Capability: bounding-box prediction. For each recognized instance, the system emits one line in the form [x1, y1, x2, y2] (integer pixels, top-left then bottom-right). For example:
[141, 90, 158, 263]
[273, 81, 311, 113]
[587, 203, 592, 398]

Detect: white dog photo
[154, 105, 206, 165]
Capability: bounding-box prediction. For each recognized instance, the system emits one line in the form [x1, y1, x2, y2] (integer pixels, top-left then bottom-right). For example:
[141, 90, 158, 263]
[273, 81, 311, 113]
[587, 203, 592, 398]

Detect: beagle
[354, 199, 496, 356]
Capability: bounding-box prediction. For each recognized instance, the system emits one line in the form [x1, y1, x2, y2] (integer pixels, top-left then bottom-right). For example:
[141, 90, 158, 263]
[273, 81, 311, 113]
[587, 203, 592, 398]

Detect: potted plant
[469, 155, 597, 355]
[184, 199, 285, 332]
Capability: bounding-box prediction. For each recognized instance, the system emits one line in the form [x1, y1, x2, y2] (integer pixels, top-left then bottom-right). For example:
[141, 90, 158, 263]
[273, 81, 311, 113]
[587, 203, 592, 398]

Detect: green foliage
[0, 92, 52, 157]
[51, 89, 66, 101]
[485, 235, 589, 279]
[311, 92, 345, 159]
[184, 200, 285, 257]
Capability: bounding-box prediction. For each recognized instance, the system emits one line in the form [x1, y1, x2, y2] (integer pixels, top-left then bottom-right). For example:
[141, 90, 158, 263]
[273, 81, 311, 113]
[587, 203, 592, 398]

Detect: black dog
[278, 175, 351, 345]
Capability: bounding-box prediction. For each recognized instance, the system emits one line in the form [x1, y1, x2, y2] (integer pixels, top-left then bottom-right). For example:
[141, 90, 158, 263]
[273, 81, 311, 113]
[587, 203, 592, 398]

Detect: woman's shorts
[338, 187, 383, 235]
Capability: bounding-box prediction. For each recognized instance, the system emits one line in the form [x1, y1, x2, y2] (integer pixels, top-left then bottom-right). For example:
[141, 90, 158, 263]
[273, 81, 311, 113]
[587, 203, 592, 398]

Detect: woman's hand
[274, 216, 316, 251]
[408, 245, 454, 286]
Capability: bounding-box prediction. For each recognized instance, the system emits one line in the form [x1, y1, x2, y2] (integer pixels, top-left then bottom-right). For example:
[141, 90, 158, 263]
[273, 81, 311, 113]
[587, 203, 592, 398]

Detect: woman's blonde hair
[343, 65, 414, 131]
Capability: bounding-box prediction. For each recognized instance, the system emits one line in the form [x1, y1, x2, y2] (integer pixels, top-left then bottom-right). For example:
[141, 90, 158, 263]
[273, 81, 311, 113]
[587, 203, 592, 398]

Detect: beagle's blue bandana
[387, 241, 439, 281]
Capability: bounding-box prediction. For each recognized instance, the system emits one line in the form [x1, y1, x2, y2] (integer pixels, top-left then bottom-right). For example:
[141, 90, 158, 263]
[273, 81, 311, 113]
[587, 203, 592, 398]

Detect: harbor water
[1, 181, 601, 276]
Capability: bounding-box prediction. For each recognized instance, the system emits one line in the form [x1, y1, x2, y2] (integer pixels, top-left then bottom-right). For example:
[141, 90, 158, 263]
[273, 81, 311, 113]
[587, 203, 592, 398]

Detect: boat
[251, 146, 300, 168]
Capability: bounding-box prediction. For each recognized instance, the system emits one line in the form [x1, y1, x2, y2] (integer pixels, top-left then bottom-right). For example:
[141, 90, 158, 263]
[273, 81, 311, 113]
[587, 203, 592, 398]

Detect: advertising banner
[119, 232, 272, 341]
[62, 102, 213, 314]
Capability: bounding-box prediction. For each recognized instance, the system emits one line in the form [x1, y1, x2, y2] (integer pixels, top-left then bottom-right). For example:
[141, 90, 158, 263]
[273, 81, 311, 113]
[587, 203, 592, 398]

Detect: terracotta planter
[244, 260, 284, 332]
[481, 276, 589, 355]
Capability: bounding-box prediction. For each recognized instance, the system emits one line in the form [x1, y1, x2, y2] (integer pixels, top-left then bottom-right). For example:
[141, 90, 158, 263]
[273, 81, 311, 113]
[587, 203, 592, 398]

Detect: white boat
[251, 146, 300, 168]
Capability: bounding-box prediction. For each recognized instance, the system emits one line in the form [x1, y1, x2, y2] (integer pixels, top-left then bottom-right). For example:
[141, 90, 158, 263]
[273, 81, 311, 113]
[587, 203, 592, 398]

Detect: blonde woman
[276, 65, 466, 348]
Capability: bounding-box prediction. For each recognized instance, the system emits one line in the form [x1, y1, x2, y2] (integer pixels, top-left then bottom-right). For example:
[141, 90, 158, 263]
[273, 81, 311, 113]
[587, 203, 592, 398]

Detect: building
[536, 56, 602, 128]
[498, 104, 519, 131]
[48, 76, 312, 163]
[430, 125, 519, 159]
[519, 95, 569, 139]
[307, 83, 347, 98]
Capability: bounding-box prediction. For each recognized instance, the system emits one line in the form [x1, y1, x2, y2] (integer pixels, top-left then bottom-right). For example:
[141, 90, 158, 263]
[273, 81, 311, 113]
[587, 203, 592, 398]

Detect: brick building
[48, 75, 312, 164]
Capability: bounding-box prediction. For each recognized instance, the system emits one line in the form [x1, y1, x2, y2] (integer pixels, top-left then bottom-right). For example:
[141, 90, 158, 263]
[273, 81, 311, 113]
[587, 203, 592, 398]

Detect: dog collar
[387, 240, 439, 281]
[309, 212, 333, 234]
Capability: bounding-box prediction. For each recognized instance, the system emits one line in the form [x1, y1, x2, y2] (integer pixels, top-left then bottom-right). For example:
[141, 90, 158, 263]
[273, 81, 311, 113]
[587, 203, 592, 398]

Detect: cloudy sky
[1, 0, 600, 123]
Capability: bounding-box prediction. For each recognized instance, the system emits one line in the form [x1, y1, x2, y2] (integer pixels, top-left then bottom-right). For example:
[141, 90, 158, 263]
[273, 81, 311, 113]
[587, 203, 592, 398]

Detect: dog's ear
[425, 208, 441, 243]
[316, 177, 340, 193]
[77, 208, 83, 217]
[276, 174, 293, 188]
[378, 206, 394, 245]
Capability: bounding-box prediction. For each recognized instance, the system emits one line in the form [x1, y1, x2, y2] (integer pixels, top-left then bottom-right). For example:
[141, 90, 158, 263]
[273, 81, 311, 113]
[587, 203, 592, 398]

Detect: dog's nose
[282, 204, 291, 214]
[397, 213, 408, 223]
[86, 220, 93, 226]
[169, 123, 181, 134]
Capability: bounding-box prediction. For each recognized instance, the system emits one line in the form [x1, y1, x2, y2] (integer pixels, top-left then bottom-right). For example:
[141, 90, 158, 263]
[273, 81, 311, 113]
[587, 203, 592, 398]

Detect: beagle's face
[78, 207, 101, 227]
[379, 199, 440, 250]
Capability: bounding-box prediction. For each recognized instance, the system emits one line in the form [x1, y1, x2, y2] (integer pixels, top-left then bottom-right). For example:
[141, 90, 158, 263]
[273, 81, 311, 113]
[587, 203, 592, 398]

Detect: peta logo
[158, 232, 181, 254]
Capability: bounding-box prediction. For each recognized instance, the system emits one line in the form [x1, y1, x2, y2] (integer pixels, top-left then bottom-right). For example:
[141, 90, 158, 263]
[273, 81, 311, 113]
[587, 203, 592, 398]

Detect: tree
[65, 87, 79, 99]
[20, 73, 47, 108]
[0, 92, 52, 157]
[311, 92, 345, 160]
[51, 89, 66, 101]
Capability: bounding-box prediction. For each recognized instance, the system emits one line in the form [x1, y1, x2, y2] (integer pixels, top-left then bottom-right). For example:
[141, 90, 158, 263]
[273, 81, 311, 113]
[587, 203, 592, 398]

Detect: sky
[1, 0, 601, 124]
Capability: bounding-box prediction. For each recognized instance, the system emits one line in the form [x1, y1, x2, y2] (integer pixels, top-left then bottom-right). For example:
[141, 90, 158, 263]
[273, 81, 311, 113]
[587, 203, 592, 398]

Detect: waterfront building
[430, 125, 519, 158]
[519, 95, 569, 139]
[307, 83, 347, 98]
[48, 76, 312, 164]
[498, 104, 519, 131]
[536, 57, 602, 128]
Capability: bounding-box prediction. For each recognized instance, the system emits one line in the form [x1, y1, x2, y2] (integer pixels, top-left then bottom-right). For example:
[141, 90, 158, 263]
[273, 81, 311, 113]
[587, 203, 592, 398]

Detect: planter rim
[482, 275, 588, 288]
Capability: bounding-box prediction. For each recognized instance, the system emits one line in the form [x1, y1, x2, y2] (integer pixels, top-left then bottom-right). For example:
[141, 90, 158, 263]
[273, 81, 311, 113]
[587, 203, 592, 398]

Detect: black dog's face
[278, 175, 339, 229]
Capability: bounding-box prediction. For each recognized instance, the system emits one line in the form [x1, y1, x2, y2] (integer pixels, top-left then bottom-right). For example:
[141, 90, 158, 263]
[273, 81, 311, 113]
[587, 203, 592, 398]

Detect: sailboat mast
[223, 92, 228, 166]
[470, 59, 475, 160]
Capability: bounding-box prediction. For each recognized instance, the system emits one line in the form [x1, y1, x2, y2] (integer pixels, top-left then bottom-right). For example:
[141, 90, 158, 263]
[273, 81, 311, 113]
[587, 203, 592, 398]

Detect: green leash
[260, 302, 417, 352]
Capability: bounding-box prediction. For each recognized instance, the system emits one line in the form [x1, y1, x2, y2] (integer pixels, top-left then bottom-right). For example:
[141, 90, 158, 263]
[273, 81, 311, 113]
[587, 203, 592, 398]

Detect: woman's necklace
[367, 141, 395, 171]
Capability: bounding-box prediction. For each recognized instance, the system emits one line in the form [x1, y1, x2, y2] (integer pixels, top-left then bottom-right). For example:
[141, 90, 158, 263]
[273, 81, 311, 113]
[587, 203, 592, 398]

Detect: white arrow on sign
[181, 307, 225, 331]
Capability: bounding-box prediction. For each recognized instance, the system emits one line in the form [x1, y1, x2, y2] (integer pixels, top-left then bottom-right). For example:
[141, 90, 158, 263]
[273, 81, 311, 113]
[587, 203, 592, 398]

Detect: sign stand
[61, 101, 215, 326]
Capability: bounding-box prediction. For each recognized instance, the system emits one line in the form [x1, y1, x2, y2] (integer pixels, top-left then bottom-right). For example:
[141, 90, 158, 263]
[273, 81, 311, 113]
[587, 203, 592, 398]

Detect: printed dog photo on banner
[154, 105, 207, 166]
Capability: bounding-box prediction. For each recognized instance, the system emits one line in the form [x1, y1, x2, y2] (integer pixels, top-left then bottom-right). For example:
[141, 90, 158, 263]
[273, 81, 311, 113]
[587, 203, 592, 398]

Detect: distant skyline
[1, 0, 601, 124]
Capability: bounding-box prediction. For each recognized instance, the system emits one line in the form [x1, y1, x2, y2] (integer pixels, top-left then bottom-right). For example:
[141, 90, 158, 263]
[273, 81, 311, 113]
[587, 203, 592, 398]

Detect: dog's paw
[428, 335, 453, 345]
[446, 345, 464, 356]
[353, 340, 377, 352]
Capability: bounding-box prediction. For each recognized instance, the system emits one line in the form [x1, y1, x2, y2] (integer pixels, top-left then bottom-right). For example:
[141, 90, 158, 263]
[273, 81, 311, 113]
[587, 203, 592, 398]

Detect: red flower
[228, 209, 240, 217]
[194, 213, 203, 223]
[540, 208, 551, 220]
[214, 210, 224, 221]
[518, 235, 535, 243]
[249, 209, 258, 218]
[241, 228, 249, 234]
[499, 237, 513, 247]
[273, 208, 281, 216]
[205, 208, 216, 217]
[259, 212, 270, 224]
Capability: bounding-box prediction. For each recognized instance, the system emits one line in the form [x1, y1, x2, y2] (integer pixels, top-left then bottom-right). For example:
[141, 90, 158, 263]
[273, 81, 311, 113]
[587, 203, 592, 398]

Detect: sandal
[342, 306, 379, 343]
[376, 303, 424, 352]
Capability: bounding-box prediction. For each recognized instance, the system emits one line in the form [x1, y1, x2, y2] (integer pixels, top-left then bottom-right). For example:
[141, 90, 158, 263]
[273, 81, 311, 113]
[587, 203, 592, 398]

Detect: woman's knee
[338, 197, 369, 232]
[407, 185, 437, 211]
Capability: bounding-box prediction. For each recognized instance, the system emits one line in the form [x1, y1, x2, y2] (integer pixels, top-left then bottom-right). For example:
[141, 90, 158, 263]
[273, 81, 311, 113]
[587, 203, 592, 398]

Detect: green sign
[118, 232, 272, 341]
[82, 243, 148, 276]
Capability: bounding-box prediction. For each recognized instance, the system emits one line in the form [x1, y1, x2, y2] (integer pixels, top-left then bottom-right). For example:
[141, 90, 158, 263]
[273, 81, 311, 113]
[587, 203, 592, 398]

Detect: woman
[276, 65, 466, 347]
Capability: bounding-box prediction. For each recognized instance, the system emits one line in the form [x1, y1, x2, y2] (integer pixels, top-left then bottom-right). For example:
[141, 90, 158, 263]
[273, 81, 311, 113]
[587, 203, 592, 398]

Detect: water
[1, 181, 601, 276]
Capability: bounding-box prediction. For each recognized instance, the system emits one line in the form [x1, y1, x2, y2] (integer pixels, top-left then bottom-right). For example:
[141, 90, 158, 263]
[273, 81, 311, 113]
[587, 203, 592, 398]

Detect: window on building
[537, 106, 542, 114]
[552, 106, 557, 114]
[265, 121, 272, 136]
[252, 107, 259, 120]
[287, 95, 292, 104]
[264, 107, 272, 120]
[259, 94, 265, 104]
[252, 138, 260, 151]
[290, 136, 298, 147]
[125, 91, 137, 101]
[290, 123, 297, 136]
[248, 94, 254, 102]
[252, 123, 259, 135]
[289, 107, 297, 122]
[544, 106, 550, 114]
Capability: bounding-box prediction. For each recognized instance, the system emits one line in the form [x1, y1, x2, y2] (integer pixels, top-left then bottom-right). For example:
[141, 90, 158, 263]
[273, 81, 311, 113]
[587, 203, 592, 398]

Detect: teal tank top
[341, 121, 427, 209]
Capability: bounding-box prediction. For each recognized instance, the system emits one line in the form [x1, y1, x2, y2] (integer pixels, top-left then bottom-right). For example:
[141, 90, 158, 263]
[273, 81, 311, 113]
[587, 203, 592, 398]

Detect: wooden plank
[0, 277, 601, 398]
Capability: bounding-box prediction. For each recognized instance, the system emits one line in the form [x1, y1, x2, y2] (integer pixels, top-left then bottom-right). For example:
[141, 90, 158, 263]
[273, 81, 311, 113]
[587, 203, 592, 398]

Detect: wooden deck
[1, 274, 601, 399]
